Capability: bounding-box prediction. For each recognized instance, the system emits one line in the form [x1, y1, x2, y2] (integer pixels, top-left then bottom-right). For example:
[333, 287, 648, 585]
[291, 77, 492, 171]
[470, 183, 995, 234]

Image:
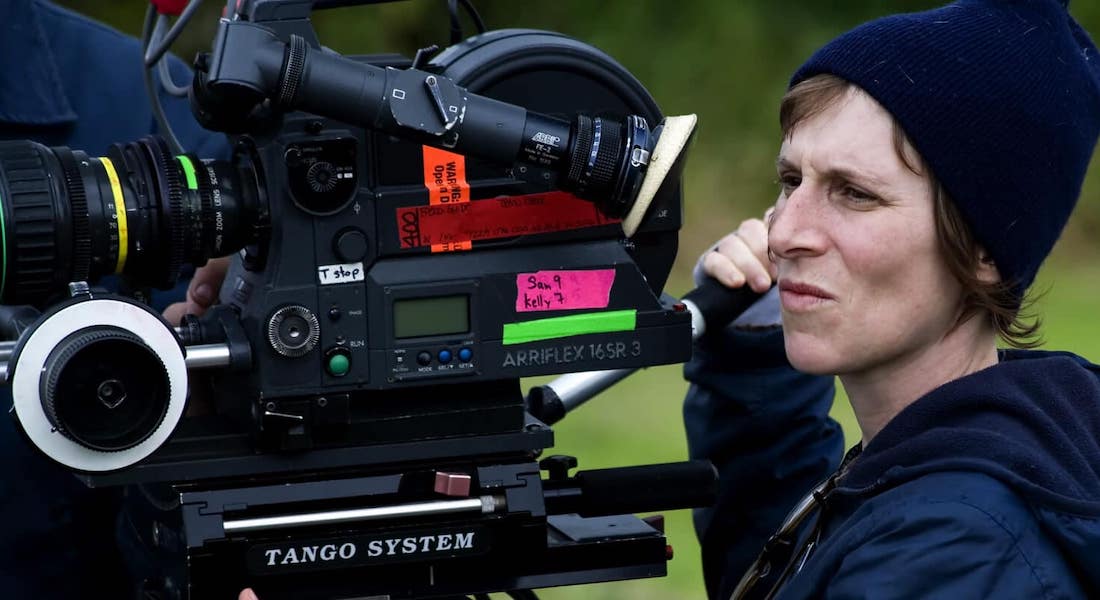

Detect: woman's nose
[768, 184, 827, 261]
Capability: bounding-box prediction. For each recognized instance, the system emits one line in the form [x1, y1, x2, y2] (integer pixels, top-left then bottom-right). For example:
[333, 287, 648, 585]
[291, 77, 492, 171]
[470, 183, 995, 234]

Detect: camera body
[0, 3, 707, 598]
[214, 40, 689, 453]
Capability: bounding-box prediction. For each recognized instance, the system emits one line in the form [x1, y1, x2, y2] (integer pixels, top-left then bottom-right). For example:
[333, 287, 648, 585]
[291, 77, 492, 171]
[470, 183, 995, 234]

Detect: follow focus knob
[41, 326, 171, 451]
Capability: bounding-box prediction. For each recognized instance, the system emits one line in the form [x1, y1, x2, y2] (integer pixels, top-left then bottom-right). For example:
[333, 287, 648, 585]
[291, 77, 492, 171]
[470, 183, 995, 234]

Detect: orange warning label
[430, 240, 473, 253]
[396, 191, 619, 251]
[422, 147, 469, 205]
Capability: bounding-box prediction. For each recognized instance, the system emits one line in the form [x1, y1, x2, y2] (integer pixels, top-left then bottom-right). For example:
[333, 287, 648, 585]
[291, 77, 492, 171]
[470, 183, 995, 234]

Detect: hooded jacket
[685, 313, 1100, 599]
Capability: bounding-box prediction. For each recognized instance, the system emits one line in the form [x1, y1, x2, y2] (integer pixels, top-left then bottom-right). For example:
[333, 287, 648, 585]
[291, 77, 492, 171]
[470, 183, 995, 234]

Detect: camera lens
[0, 136, 260, 305]
[40, 326, 170, 451]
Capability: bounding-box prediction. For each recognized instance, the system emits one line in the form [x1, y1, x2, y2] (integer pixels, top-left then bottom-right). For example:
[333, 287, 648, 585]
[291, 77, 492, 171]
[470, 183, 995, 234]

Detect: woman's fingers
[161, 257, 231, 325]
[699, 218, 773, 293]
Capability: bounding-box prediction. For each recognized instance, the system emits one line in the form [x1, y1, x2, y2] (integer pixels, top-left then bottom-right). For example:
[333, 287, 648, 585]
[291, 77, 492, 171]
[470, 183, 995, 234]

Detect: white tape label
[318, 262, 365, 285]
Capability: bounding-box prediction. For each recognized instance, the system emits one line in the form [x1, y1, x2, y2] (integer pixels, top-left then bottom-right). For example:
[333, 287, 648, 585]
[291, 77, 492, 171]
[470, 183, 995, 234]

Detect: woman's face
[770, 89, 964, 376]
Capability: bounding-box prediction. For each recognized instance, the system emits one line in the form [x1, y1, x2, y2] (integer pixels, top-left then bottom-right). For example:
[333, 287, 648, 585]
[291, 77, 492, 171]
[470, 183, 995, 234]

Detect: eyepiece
[561, 115, 651, 219]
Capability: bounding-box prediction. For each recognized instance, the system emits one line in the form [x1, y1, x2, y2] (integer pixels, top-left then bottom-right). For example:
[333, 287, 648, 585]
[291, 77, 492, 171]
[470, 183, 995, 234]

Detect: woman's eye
[842, 185, 877, 203]
[778, 175, 801, 195]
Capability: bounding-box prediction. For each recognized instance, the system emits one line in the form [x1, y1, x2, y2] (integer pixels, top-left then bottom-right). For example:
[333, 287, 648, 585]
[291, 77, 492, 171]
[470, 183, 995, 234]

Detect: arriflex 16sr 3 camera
[0, 1, 717, 598]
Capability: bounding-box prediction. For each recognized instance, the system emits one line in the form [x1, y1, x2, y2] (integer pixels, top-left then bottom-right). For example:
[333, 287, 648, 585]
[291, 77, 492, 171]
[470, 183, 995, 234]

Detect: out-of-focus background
[59, 1, 1100, 597]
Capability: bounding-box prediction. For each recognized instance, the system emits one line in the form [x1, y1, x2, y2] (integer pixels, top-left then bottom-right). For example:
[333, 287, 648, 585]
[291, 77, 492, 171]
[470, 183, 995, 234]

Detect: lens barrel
[0, 137, 257, 305]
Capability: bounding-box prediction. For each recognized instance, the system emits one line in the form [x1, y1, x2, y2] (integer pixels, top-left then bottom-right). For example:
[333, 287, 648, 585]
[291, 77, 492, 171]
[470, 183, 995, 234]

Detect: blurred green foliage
[54, 1, 1100, 598]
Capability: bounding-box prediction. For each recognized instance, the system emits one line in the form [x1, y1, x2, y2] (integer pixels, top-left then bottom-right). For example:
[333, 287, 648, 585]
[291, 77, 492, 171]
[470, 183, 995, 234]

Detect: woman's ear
[976, 248, 1001, 284]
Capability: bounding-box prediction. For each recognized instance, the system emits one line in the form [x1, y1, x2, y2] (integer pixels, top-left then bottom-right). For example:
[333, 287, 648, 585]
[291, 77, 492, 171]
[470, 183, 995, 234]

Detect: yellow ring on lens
[98, 157, 129, 274]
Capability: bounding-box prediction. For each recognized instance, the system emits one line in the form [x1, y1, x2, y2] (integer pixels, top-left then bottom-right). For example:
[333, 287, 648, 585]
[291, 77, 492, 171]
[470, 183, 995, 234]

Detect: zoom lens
[0, 136, 260, 305]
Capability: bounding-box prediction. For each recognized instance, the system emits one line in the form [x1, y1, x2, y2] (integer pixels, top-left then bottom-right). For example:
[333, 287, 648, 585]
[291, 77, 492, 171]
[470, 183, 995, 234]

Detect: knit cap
[792, 0, 1100, 297]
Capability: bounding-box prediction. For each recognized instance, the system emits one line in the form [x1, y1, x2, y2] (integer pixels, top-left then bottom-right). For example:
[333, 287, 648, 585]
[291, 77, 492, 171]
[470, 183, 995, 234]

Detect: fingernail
[193, 284, 213, 305]
[754, 276, 771, 290]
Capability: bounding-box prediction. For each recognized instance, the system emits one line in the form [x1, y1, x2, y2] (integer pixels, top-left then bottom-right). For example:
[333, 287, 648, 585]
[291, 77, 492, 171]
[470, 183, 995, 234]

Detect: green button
[327, 353, 350, 376]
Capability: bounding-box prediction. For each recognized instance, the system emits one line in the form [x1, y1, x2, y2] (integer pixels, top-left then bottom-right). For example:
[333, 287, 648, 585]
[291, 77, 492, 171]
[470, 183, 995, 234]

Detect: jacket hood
[838, 349, 1100, 588]
[0, 0, 78, 126]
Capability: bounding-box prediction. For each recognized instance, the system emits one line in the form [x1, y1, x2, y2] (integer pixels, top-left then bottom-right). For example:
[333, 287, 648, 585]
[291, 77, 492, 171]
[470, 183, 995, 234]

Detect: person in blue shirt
[685, 0, 1100, 598]
[0, 1, 227, 596]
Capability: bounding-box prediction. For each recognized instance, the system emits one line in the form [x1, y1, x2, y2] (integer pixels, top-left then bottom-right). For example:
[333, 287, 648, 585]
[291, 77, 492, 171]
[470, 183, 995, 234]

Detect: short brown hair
[778, 74, 1041, 348]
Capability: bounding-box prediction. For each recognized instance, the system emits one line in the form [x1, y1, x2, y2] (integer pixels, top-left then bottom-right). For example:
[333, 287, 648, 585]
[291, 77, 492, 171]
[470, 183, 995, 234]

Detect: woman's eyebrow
[824, 165, 890, 189]
[776, 156, 891, 188]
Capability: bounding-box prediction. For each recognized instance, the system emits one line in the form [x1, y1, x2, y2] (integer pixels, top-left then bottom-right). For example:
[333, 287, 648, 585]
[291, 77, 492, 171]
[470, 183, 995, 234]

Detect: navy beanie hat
[791, 0, 1100, 297]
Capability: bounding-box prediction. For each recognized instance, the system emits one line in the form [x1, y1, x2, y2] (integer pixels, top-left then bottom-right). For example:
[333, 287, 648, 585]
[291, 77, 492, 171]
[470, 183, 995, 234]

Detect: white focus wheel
[11, 298, 187, 472]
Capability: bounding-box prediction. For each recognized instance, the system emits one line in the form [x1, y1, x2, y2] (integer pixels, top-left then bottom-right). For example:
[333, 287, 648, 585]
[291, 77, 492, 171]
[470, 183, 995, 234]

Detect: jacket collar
[0, 0, 78, 126]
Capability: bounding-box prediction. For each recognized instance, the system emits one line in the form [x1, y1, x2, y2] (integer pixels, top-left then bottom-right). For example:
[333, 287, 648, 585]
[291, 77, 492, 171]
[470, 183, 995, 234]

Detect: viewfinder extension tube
[203, 20, 647, 215]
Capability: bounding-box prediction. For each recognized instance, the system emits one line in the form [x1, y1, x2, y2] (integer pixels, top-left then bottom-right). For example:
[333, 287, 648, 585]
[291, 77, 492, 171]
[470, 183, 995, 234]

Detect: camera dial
[267, 305, 321, 357]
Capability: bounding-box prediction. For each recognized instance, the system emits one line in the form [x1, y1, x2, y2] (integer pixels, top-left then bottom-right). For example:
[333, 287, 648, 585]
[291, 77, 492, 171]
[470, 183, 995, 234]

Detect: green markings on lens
[176, 155, 198, 190]
[502, 310, 637, 345]
[0, 187, 7, 298]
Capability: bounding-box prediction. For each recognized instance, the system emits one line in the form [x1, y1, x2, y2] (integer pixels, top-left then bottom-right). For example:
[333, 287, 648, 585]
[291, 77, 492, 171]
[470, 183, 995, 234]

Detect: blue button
[438, 349, 453, 364]
[458, 347, 473, 362]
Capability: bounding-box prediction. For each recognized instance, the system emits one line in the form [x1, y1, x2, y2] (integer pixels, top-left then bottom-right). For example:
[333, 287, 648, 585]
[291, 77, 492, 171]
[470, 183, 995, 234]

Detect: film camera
[0, 1, 716, 597]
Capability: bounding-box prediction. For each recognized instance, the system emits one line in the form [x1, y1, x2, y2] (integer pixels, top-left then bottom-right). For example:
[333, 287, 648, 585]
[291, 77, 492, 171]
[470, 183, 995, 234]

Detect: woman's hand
[694, 214, 776, 293]
[162, 257, 231, 325]
[239, 589, 259, 600]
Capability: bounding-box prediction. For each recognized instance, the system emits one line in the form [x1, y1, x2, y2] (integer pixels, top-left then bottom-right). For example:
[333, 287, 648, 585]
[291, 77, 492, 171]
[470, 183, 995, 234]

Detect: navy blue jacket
[0, 1, 226, 597]
[686, 309, 1100, 598]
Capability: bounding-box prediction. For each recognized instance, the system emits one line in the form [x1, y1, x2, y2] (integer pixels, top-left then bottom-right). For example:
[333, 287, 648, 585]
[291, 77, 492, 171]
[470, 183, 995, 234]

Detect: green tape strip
[176, 155, 198, 190]
[0, 188, 6, 298]
[502, 310, 636, 346]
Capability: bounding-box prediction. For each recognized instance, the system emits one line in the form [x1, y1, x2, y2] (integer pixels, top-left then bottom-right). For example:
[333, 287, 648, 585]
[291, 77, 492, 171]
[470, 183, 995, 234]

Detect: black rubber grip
[682, 278, 769, 334]
[546, 460, 717, 517]
[526, 384, 566, 426]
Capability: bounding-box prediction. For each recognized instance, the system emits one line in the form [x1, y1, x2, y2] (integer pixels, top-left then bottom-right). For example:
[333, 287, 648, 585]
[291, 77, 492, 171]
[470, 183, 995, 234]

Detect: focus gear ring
[56, 151, 92, 283]
[279, 34, 308, 108]
[145, 137, 186, 288]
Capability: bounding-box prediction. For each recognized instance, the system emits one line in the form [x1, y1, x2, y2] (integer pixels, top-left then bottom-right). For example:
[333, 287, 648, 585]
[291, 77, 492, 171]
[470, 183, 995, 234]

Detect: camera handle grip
[543, 460, 718, 517]
[680, 278, 768, 340]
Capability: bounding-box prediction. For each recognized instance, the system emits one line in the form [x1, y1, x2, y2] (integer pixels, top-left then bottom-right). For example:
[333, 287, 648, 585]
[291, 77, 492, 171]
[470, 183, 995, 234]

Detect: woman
[686, 0, 1100, 598]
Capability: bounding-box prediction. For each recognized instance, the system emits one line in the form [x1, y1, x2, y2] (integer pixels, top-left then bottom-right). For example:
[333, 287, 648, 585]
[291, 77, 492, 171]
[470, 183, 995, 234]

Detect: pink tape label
[515, 269, 616, 312]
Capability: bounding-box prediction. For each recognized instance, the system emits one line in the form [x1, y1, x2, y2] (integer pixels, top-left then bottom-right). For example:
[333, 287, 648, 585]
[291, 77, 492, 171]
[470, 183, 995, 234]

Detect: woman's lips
[778, 280, 834, 311]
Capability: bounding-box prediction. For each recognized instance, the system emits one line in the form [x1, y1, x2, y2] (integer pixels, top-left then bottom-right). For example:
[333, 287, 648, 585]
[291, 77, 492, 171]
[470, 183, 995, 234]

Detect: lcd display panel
[392, 295, 470, 339]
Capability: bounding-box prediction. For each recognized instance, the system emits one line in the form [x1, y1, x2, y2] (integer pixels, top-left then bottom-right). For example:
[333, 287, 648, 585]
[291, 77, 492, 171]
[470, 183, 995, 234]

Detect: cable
[144, 0, 205, 68]
[141, 6, 185, 155]
[458, 0, 486, 33]
[157, 57, 192, 98]
[448, 0, 463, 44]
[153, 16, 192, 98]
[448, 0, 487, 44]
